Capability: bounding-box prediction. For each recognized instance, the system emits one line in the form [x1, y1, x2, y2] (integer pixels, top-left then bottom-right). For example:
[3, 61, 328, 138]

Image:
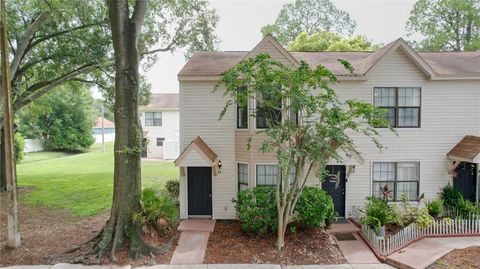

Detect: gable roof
[174, 136, 218, 167]
[94, 117, 114, 129]
[178, 37, 480, 81]
[141, 93, 179, 111]
[244, 34, 299, 67]
[447, 135, 480, 163]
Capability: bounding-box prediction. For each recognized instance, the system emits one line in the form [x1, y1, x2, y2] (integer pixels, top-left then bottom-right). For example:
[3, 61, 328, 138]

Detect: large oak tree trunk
[92, 0, 157, 260]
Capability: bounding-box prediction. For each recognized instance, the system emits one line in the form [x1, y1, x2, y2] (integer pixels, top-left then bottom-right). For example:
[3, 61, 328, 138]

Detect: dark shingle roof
[178, 40, 480, 78]
[142, 93, 179, 110]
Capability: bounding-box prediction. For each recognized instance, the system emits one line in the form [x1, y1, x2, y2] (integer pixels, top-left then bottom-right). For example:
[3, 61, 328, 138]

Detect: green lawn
[18, 142, 179, 217]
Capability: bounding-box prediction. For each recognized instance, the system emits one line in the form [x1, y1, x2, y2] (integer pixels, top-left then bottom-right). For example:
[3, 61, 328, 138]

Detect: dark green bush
[455, 197, 480, 216]
[440, 184, 463, 208]
[295, 186, 333, 228]
[165, 179, 179, 200]
[133, 188, 179, 235]
[14, 133, 25, 161]
[361, 196, 393, 231]
[426, 200, 443, 218]
[440, 184, 479, 217]
[233, 186, 278, 235]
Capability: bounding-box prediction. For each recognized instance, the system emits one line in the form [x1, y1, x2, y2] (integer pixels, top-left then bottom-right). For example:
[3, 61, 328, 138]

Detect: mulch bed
[0, 189, 178, 266]
[204, 220, 347, 265]
[427, 246, 480, 269]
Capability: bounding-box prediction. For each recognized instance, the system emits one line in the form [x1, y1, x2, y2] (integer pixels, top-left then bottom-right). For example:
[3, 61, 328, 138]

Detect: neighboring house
[140, 93, 180, 160]
[175, 35, 480, 220]
[92, 117, 116, 143]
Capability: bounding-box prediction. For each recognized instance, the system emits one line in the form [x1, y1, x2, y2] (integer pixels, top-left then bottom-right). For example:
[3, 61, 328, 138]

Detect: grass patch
[17, 142, 179, 216]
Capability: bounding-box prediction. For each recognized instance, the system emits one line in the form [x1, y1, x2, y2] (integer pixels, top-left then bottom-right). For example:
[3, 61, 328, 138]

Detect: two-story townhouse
[140, 93, 180, 160]
[175, 35, 480, 220]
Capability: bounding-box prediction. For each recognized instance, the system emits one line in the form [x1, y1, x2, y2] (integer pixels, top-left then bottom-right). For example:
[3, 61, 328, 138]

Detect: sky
[144, 0, 417, 94]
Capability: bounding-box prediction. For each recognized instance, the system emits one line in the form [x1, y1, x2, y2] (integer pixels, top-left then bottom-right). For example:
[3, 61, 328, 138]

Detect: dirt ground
[0, 190, 178, 266]
[204, 220, 347, 265]
[428, 246, 480, 269]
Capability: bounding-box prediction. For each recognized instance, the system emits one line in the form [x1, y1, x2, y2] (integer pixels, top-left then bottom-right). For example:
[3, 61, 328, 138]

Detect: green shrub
[133, 188, 179, 235]
[415, 208, 434, 228]
[455, 197, 480, 217]
[233, 186, 278, 235]
[361, 196, 393, 231]
[165, 179, 179, 200]
[295, 187, 333, 228]
[426, 200, 443, 218]
[440, 184, 479, 218]
[440, 184, 463, 208]
[14, 132, 25, 161]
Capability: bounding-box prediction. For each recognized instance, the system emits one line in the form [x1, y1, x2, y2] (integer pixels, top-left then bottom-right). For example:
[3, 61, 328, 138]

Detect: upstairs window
[374, 87, 421, 128]
[237, 86, 248, 129]
[256, 93, 282, 129]
[145, 112, 162, 126]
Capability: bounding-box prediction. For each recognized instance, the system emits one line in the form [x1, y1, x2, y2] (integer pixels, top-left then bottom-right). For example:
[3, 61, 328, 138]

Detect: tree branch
[13, 56, 53, 82]
[26, 19, 107, 54]
[14, 61, 113, 110]
[10, 11, 49, 76]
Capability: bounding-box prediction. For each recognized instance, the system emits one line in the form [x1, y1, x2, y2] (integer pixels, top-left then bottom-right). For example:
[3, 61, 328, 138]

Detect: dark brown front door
[187, 167, 212, 216]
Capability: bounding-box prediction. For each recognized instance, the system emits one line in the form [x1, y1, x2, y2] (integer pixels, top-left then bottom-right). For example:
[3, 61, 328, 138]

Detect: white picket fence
[351, 206, 480, 256]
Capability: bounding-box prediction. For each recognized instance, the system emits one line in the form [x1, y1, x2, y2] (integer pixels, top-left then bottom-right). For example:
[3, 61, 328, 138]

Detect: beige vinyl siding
[248, 39, 296, 66]
[333, 49, 480, 214]
[179, 81, 236, 219]
[180, 41, 479, 220]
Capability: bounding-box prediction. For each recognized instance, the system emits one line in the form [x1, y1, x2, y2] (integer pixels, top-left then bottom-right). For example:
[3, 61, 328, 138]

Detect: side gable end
[363, 38, 438, 79]
[244, 34, 299, 67]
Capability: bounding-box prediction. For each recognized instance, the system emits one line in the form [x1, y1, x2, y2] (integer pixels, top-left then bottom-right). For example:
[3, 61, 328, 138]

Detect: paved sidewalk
[170, 219, 216, 265]
[388, 236, 480, 269]
[334, 233, 384, 265]
[1, 264, 395, 269]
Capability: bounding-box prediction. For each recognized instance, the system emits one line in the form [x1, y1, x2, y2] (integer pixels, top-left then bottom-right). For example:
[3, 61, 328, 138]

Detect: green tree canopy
[2, 0, 218, 118]
[17, 84, 96, 151]
[216, 54, 387, 250]
[288, 32, 380, 51]
[261, 0, 357, 46]
[407, 0, 480, 51]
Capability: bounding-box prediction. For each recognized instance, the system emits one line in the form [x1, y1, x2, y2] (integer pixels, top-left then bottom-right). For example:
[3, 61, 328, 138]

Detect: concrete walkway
[169, 219, 216, 265]
[388, 236, 480, 269]
[1, 264, 396, 269]
[334, 233, 385, 265]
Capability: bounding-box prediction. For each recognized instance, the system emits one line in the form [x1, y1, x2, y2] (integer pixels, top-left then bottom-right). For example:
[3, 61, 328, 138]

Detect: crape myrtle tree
[0, 0, 218, 190]
[407, 0, 480, 51]
[90, 0, 218, 260]
[261, 0, 357, 46]
[216, 54, 388, 250]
